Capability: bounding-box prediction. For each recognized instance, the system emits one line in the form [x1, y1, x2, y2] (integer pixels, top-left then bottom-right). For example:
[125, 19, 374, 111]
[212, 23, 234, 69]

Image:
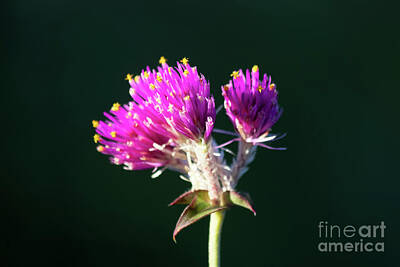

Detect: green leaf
[168, 190, 207, 206]
[225, 191, 256, 215]
[172, 191, 228, 242]
[169, 190, 255, 241]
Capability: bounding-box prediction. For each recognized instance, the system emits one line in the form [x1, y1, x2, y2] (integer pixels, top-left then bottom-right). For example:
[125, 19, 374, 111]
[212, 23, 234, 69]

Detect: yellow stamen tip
[180, 57, 189, 65]
[92, 120, 99, 128]
[159, 56, 167, 64]
[144, 71, 149, 79]
[252, 65, 259, 73]
[93, 134, 101, 143]
[258, 85, 264, 93]
[183, 70, 189, 76]
[110, 131, 117, 138]
[184, 95, 190, 101]
[111, 102, 120, 111]
[125, 73, 133, 81]
[134, 75, 140, 83]
[149, 83, 155, 90]
[97, 145, 105, 152]
[231, 71, 240, 79]
[156, 74, 163, 82]
[269, 83, 276, 91]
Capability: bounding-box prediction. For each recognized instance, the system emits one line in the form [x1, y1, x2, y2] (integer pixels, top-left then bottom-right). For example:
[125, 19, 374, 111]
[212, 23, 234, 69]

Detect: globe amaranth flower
[92, 57, 216, 173]
[91, 58, 287, 243]
[222, 65, 284, 149]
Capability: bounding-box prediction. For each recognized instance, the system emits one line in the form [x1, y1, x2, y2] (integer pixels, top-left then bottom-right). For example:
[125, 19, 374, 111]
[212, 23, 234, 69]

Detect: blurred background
[2, 0, 399, 266]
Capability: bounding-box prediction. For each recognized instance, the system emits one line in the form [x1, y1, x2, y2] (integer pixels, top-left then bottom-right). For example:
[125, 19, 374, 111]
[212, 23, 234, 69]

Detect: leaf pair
[169, 190, 256, 241]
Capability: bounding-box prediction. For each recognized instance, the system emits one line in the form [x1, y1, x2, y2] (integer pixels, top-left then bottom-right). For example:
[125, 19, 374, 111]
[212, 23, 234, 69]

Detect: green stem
[208, 210, 225, 267]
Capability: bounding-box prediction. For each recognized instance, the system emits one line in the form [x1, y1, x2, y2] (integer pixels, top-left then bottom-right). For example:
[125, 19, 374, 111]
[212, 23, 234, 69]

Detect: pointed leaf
[226, 191, 256, 215]
[169, 190, 210, 206]
[168, 190, 197, 206]
[172, 195, 228, 242]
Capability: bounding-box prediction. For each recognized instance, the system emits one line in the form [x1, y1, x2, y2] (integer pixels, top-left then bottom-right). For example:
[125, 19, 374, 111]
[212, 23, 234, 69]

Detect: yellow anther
[159, 56, 167, 64]
[223, 85, 229, 91]
[93, 134, 101, 143]
[180, 57, 189, 65]
[269, 83, 276, 91]
[110, 131, 117, 138]
[126, 112, 132, 118]
[258, 85, 264, 93]
[144, 71, 149, 79]
[252, 65, 259, 73]
[183, 70, 189, 76]
[149, 83, 156, 90]
[134, 75, 140, 83]
[92, 120, 99, 128]
[231, 71, 240, 79]
[97, 145, 105, 152]
[184, 95, 190, 101]
[156, 73, 163, 82]
[168, 67, 172, 74]
[125, 73, 133, 81]
[111, 102, 120, 111]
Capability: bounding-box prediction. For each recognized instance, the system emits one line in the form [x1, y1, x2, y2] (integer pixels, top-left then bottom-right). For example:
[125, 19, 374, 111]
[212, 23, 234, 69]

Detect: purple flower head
[93, 57, 216, 171]
[222, 65, 282, 144]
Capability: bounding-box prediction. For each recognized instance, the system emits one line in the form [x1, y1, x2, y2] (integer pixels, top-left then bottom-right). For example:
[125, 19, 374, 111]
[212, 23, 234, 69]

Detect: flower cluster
[92, 57, 285, 221]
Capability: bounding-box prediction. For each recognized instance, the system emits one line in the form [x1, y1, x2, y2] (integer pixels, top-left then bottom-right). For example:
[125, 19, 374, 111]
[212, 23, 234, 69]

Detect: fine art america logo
[318, 221, 386, 252]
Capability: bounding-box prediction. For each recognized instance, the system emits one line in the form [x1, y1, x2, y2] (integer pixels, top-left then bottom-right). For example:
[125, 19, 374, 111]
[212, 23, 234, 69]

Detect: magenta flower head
[93, 57, 215, 173]
[222, 65, 283, 148]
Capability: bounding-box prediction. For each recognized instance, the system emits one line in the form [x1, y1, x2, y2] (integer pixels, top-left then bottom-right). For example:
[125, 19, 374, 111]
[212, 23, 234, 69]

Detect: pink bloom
[93, 58, 215, 171]
[222, 65, 282, 145]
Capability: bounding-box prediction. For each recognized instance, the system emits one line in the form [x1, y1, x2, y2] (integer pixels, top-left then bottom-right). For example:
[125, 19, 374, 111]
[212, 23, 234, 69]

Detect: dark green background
[3, 0, 399, 266]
